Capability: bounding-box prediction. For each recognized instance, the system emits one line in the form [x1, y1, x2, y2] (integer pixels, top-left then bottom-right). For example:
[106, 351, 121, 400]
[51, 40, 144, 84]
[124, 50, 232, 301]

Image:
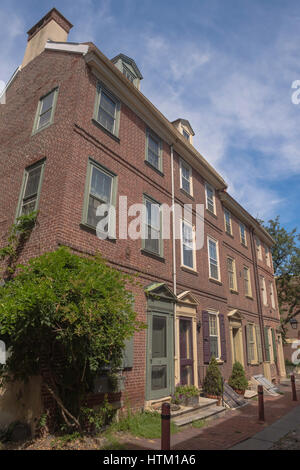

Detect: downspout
[249, 228, 266, 361]
[170, 144, 177, 386]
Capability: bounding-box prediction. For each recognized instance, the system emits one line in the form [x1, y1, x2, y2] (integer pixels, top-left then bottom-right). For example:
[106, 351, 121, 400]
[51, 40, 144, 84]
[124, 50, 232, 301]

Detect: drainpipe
[249, 228, 266, 361]
[170, 144, 177, 385]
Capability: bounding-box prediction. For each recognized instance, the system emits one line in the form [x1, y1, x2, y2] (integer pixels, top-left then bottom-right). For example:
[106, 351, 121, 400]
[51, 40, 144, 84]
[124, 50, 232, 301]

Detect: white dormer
[111, 54, 143, 90]
[172, 119, 195, 144]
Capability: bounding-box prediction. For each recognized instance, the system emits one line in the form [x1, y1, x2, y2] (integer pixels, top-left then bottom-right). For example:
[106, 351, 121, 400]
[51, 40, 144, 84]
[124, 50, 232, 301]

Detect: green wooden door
[147, 311, 173, 400]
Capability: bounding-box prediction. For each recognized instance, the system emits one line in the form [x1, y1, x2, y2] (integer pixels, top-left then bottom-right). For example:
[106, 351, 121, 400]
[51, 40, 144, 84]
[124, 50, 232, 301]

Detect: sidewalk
[124, 382, 300, 450]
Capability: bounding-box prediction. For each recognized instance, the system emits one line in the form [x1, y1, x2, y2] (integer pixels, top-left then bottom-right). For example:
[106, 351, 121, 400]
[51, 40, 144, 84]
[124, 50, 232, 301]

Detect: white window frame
[256, 237, 262, 260]
[142, 194, 163, 257]
[180, 219, 196, 271]
[270, 281, 276, 309]
[205, 183, 216, 215]
[207, 236, 221, 281]
[243, 266, 252, 297]
[227, 256, 237, 291]
[240, 223, 247, 246]
[179, 159, 193, 196]
[224, 209, 232, 235]
[208, 311, 221, 360]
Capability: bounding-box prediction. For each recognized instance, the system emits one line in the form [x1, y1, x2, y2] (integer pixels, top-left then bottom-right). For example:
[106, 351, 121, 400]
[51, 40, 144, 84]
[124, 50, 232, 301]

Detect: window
[181, 220, 196, 270]
[182, 129, 190, 141]
[205, 183, 216, 214]
[227, 257, 237, 291]
[267, 328, 275, 363]
[256, 237, 262, 260]
[208, 237, 220, 281]
[209, 313, 220, 359]
[122, 64, 135, 83]
[16, 160, 45, 217]
[240, 223, 247, 246]
[33, 88, 58, 133]
[180, 159, 192, 195]
[265, 245, 271, 267]
[82, 159, 117, 236]
[243, 266, 252, 297]
[145, 130, 163, 172]
[94, 83, 120, 137]
[224, 209, 232, 235]
[260, 275, 267, 305]
[143, 195, 162, 256]
[270, 282, 276, 309]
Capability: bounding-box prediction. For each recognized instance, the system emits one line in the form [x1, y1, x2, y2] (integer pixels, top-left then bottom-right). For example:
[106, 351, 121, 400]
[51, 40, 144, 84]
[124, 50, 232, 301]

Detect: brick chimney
[21, 8, 73, 69]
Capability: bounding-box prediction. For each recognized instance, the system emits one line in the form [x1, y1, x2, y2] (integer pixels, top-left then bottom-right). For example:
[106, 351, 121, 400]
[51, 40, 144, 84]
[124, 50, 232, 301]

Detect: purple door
[179, 317, 194, 385]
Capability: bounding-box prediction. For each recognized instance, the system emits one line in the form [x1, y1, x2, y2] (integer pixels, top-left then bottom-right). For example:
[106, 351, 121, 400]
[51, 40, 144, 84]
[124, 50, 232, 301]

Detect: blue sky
[1, 0, 300, 233]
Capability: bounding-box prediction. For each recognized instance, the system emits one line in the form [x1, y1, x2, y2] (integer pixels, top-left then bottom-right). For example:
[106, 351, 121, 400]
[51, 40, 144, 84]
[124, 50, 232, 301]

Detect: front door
[147, 312, 173, 400]
[179, 317, 194, 385]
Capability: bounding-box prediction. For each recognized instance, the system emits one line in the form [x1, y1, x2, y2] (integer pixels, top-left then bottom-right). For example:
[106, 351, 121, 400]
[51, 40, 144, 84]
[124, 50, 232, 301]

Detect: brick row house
[0, 9, 286, 417]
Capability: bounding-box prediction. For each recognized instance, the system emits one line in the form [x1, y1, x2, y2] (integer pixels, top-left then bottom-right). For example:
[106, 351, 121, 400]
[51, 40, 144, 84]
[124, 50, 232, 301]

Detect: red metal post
[291, 374, 298, 401]
[161, 402, 171, 450]
[258, 384, 265, 422]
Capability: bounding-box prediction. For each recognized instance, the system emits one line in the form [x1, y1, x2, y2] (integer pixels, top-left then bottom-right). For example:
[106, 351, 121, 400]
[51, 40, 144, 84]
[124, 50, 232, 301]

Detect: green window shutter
[245, 325, 251, 364]
[264, 327, 270, 362]
[272, 328, 277, 363]
[255, 324, 263, 363]
[121, 336, 134, 369]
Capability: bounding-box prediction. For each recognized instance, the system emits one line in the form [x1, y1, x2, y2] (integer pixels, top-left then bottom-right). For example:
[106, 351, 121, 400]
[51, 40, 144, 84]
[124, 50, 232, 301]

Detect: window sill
[216, 359, 224, 365]
[246, 295, 254, 300]
[141, 248, 165, 262]
[230, 289, 239, 295]
[31, 120, 54, 136]
[241, 242, 248, 249]
[179, 188, 194, 200]
[92, 118, 120, 143]
[79, 222, 116, 242]
[209, 277, 222, 286]
[181, 265, 198, 275]
[144, 160, 164, 176]
[225, 230, 234, 238]
[206, 208, 217, 218]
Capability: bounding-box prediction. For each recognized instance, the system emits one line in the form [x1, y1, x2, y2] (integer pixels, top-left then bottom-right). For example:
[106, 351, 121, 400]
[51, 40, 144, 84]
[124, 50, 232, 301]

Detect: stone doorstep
[172, 405, 227, 427]
[170, 397, 218, 418]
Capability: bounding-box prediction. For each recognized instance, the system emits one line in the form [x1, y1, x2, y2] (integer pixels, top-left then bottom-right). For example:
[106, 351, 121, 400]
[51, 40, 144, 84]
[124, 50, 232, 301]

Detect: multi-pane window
[146, 130, 162, 172]
[17, 161, 45, 217]
[205, 183, 215, 214]
[83, 160, 116, 235]
[208, 237, 220, 281]
[209, 313, 219, 359]
[240, 223, 247, 246]
[227, 257, 237, 291]
[122, 65, 135, 83]
[256, 237, 262, 260]
[181, 220, 195, 269]
[243, 266, 251, 296]
[180, 160, 192, 195]
[270, 282, 276, 309]
[224, 209, 232, 235]
[265, 245, 271, 267]
[260, 275, 268, 305]
[33, 89, 58, 133]
[143, 196, 162, 256]
[182, 129, 190, 141]
[94, 83, 120, 137]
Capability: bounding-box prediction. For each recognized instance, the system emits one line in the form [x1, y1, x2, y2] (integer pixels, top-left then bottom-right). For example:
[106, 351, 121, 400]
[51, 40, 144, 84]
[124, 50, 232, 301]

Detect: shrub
[171, 384, 200, 404]
[202, 357, 223, 397]
[228, 361, 248, 392]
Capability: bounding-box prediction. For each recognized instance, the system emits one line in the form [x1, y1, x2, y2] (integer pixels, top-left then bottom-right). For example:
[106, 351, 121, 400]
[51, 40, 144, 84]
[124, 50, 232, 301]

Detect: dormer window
[111, 53, 143, 90]
[183, 129, 190, 141]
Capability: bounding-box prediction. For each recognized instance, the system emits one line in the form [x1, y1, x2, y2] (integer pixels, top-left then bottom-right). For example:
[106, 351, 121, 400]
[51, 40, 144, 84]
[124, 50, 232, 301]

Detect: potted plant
[171, 384, 200, 407]
[202, 357, 223, 405]
[228, 361, 248, 395]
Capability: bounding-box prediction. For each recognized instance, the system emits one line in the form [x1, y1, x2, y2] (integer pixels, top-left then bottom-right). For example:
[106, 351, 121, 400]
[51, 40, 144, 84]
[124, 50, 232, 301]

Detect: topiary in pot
[228, 361, 248, 395]
[203, 357, 223, 404]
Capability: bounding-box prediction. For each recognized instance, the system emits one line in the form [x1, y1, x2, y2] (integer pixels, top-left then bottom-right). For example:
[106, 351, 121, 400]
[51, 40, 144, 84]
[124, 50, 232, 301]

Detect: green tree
[228, 361, 248, 392]
[262, 216, 300, 335]
[0, 247, 143, 430]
